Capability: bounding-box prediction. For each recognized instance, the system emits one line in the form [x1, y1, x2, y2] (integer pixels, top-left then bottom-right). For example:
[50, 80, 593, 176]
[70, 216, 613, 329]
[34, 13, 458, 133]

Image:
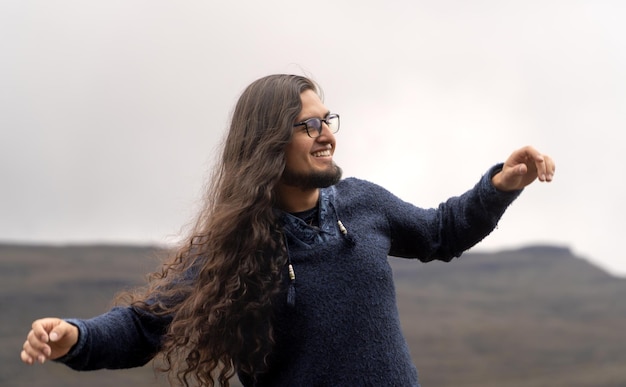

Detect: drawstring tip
[287, 283, 296, 307]
[287, 263, 296, 307]
[338, 220, 355, 246]
[337, 220, 347, 235]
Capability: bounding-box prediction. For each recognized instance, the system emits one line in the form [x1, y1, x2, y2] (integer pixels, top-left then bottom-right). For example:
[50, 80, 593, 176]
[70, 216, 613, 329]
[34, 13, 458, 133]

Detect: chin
[282, 164, 343, 189]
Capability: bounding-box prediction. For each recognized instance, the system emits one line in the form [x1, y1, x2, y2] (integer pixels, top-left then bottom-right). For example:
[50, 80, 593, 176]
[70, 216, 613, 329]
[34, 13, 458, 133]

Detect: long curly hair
[127, 74, 319, 386]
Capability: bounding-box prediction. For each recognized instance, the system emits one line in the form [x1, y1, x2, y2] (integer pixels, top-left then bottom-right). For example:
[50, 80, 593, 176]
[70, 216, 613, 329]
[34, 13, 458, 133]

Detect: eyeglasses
[293, 113, 340, 138]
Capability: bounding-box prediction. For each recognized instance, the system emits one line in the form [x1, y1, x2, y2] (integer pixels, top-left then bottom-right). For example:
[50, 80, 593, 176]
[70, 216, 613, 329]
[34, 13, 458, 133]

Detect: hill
[2, 244, 625, 386]
[393, 245, 626, 387]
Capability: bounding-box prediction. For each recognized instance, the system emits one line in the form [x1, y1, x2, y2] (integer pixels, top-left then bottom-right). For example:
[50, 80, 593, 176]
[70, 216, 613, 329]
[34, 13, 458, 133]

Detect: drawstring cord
[284, 211, 354, 308]
[284, 238, 297, 308]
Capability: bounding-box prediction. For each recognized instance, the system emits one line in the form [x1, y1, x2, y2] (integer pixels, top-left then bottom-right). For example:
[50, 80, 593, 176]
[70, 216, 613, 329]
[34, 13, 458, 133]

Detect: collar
[279, 186, 337, 246]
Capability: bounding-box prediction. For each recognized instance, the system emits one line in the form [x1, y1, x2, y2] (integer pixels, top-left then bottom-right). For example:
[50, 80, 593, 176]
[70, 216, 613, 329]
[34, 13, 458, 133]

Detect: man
[21, 74, 555, 386]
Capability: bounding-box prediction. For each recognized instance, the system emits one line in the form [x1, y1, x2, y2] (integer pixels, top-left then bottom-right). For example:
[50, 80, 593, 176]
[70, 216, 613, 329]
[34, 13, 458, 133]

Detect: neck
[275, 183, 320, 213]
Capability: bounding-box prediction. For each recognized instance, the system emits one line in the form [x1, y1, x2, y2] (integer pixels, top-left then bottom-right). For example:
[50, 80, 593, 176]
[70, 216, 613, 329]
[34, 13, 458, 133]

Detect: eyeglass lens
[307, 115, 339, 137]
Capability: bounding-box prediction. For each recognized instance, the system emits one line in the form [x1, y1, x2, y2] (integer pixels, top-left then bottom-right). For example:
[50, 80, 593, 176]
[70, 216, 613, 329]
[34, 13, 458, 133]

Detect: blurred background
[2, 1, 626, 386]
[1, 0, 625, 275]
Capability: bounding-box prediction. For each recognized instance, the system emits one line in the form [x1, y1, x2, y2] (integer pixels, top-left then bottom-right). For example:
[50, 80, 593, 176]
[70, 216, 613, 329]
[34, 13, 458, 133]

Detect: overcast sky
[1, 1, 625, 276]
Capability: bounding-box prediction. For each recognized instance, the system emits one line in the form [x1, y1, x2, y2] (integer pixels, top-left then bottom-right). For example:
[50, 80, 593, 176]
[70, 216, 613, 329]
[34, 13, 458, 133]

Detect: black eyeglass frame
[293, 113, 340, 138]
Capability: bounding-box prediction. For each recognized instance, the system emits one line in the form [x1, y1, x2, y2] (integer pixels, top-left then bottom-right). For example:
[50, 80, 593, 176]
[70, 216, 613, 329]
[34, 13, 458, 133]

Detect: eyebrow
[297, 111, 331, 122]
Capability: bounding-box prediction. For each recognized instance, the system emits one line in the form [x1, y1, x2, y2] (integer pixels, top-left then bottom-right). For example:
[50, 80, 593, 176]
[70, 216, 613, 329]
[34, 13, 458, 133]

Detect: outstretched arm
[491, 145, 556, 191]
[21, 307, 169, 370]
[387, 145, 555, 261]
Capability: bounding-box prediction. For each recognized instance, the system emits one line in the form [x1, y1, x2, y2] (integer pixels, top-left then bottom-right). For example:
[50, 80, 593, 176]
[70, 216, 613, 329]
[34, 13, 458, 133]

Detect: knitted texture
[59, 165, 520, 386]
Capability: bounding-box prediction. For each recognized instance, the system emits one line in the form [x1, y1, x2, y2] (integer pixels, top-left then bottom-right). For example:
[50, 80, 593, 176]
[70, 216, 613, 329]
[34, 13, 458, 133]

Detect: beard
[281, 163, 343, 190]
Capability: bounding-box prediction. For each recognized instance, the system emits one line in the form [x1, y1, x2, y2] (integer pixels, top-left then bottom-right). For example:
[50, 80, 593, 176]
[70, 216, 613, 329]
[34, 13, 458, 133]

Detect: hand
[21, 318, 79, 365]
[491, 145, 556, 192]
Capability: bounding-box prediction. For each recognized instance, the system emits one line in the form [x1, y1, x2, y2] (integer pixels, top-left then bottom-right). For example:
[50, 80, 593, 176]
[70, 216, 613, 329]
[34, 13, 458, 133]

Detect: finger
[33, 317, 66, 342]
[31, 320, 52, 343]
[24, 331, 52, 356]
[26, 329, 48, 351]
[20, 347, 35, 365]
[522, 145, 543, 160]
[544, 156, 556, 181]
[22, 338, 50, 364]
[532, 153, 547, 181]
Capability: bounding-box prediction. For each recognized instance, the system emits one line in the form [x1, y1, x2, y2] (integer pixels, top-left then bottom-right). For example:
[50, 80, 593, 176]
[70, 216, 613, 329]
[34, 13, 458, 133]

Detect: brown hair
[128, 74, 318, 386]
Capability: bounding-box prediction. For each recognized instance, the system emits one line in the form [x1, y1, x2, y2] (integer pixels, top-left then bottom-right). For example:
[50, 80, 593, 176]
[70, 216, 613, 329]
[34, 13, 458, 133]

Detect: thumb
[512, 163, 528, 175]
[49, 329, 61, 342]
[49, 323, 70, 342]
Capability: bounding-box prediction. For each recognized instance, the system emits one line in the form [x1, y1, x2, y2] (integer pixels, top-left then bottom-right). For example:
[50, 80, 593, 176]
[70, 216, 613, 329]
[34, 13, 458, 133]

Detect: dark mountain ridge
[2, 243, 625, 386]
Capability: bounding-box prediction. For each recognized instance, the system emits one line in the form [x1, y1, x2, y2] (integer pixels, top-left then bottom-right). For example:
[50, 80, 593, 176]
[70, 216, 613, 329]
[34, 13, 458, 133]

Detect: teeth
[312, 150, 331, 157]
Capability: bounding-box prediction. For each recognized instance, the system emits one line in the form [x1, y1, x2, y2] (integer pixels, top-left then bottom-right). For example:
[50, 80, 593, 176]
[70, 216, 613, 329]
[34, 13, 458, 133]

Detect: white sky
[1, 1, 625, 275]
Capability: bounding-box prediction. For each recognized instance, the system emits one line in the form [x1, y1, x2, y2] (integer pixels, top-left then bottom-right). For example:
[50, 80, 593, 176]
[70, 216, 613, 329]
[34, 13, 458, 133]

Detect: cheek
[283, 143, 301, 170]
[284, 137, 311, 162]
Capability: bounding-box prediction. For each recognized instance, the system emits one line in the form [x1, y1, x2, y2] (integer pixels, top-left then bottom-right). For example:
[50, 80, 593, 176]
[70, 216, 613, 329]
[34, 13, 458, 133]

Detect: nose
[316, 122, 335, 142]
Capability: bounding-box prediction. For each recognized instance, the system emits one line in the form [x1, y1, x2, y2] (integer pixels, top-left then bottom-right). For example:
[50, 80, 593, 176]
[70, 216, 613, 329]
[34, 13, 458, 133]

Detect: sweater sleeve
[56, 306, 171, 370]
[388, 164, 522, 261]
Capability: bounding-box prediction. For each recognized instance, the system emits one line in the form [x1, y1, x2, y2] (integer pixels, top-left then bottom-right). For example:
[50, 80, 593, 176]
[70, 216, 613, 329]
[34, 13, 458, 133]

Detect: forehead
[297, 89, 329, 121]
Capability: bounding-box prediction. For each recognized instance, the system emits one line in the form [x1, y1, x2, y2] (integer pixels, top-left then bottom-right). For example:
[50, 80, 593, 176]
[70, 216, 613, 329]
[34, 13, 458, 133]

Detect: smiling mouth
[312, 150, 332, 157]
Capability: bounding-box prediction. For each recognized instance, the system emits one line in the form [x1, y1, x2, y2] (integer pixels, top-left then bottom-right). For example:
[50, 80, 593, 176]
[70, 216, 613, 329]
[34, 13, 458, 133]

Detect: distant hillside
[392, 245, 626, 387]
[2, 244, 625, 387]
[1, 244, 170, 387]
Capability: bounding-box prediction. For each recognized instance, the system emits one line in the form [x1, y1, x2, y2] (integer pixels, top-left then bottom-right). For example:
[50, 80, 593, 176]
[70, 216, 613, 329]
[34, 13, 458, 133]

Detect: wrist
[490, 167, 506, 191]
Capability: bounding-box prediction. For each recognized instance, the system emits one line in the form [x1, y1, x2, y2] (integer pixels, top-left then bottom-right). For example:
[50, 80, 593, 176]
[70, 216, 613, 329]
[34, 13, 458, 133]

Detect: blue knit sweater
[60, 165, 520, 386]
